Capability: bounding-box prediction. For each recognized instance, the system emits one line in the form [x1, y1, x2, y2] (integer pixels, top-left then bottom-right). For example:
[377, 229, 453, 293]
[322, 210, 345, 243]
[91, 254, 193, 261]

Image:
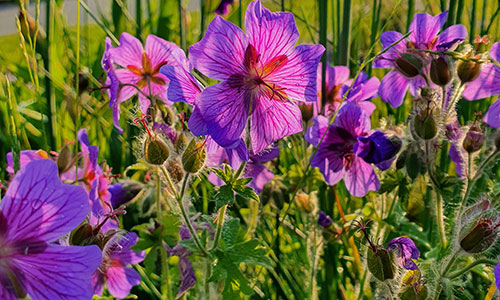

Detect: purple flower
[103, 33, 188, 133]
[495, 263, 500, 290]
[318, 211, 333, 228]
[215, 0, 234, 15]
[189, 0, 325, 153]
[102, 37, 121, 132]
[463, 42, 500, 127]
[307, 103, 399, 197]
[387, 237, 420, 270]
[109, 181, 142, 207]
[92, 232, 145, 299]
[314, 65, 379, 116]
[445, 122, 466, 177]
[375, 11, 467, 107]
[207, 140, 278, 193]
[6, 149, 49, 174]
[0, 160, 102, 300]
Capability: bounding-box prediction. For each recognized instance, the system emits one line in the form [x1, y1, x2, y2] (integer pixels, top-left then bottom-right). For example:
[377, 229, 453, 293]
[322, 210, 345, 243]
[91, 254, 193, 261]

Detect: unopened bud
[181, 139, 206, 173]
[157, 102, 176, 126]
[367, 247, 395, 281]
[460, 217, 498, 253]
[144, 136, 170, 165]
[399, 285, 429, 300]
[430, 56, 451, 86]
[318, 211, 333, 228]
[299, 103, 314, 122]
[57, 144, 74, 174]
[175, 132, 189, 153]
[463, 125, 485, 153]
[457, 59, 481, 83]
[167, 160, 185, 183]
[295, 191, 313, 213]
[395, 53, 422, 78]
[109, 181, 142, 207]
[70, 223, 96, 246]
[414, 108, 438, 140]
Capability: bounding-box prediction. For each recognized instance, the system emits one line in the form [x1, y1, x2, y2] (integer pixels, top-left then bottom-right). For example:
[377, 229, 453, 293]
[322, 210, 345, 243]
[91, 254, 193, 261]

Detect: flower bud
[295, 191, 313, 213]
[462, 125, 485, 153]
[181, 139, 206, 173]
[299, 103, 314, 122]
[167, 160, 185, 183]
[399, 285, 429, 300]
[57, 144, 75, 175]
[460, 217, 498, 253]
[414, 108, 438, 140]
[109, 181, 142, 207]
[430, 56, 451, 86]
[144, 136, 170, 165]
[175, 132, 189, 153]
[457, 59, 481, 83]
[70, 223, 96, 246]
[395, 53, 422, 78]
[367, 247, 395, 281]
[156, 102, 176, 126]
[318, 211, 333, 228]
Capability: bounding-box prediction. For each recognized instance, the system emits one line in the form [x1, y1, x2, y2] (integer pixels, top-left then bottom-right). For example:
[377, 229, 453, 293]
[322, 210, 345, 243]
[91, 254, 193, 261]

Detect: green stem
[160, 246, 172, 300]
[135, 265, 162, 299]
[156, 169, 162, 216]
[432, 251, 458, 300]
[210, 204, 227, 251]
[434, 189, 446, 248]
[448, 259, 497, 279]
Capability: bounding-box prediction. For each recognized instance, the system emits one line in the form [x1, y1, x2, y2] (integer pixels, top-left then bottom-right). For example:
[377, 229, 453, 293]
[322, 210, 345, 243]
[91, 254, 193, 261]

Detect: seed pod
[57, 144, 74, 175]
[157, 102, 176, 126]
[175, 132, 189, 153]
[399, 285, 429, 300]
[70, 223, 95, 246]
[460, 217, 498, 253]
[295, 191, 313, 213]
[430, 56, 451, 86]
[167, 160, 185, 183]
[181, 139, 206, 173]
[395, 53, 422, 78]
[457, 59, 481, 83]
[144, 136, 170, 165]
[367, 247, 395, 281]
[462, 126, 485, 153]
[299, 103, 314, 122]
[413, 108, 438, 140]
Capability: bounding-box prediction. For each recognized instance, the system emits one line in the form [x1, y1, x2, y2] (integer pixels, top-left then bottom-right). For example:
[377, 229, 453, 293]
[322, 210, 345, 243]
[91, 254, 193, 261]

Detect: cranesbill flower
[445, 122, 466, 177]
[374, 11, 467, 107]
[6, 149, 49, 174]
[315, 65, 379, 116]
[189, 0, 325, 153]
[463, 42, 500, 127]
[0, 160, 102, 300]
[387, 236, 420, 270]
[102, 37, 121, 132]
[306, 103, 400, 197]
[104, 33, 187, 133]
[92, 232, 145, 299]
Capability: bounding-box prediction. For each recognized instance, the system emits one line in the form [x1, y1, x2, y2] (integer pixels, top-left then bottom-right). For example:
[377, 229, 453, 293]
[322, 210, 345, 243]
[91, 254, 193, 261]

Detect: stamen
[134, 115, 153, 137]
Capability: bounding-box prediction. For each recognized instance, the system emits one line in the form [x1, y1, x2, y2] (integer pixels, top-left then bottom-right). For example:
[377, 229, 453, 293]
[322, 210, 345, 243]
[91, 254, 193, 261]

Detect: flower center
[326, 126, 358, 168]
[228, 44, 290, 102]
[127, 53, 168, 89]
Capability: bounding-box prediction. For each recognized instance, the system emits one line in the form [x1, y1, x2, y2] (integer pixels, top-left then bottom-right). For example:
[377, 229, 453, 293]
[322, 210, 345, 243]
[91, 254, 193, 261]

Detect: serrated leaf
[227, 240, 272, 269]
[179, 238, 199, 252]
[221, 217, 240, 248]
[233, 186, 260, 202]
[215, 185, 235, 209]
[144, 247, 159, 275]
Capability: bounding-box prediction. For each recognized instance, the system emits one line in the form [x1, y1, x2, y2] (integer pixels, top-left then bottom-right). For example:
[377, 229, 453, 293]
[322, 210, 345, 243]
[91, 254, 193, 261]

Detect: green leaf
[226, 240, 272, 269]
[144, 247, 159, 275]
[215, 185, 235, 209]
[233, 185, 260, 202]
[221, 217, 240, 248]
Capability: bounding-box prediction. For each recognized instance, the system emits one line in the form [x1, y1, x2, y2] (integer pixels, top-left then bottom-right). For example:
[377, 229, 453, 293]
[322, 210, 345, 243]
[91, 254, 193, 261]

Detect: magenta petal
[106, 266, 141, 299]
[484, 100, 500, 128]
[145, 35, 185, 68]
[463, 64, 500, 100]
[335, 103, 371, 137]
[6, 150, 47, 174]
[78, 129, 99, 173]
[379, 70, 410, 107]
[311, 145, 345, 186]
[409, 11, 447, 46]
[244, 163, 274, 193]
[245, 0, 299, 65]
[374, 31, 405, 68]
[436, 24, 467, 49]
[267, 44, 325, 102]
[490, 42, 500, 63]
[326, 65, 350, 88]
[1, 160, 90, 243]
[250, 97, 302, 153]
[343, 157, 380, 197]
[113, 233, 145, 265]
[114, 69, 140, 102]
[109, 32, 144, 69]
[15, 245, 102, 300]
[305, 115, 330, 146]
[199, 82, 249, 147]
[0, 285, 16, 300]
[189, 16, 247, 80]
[161, 65, 203, 105]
